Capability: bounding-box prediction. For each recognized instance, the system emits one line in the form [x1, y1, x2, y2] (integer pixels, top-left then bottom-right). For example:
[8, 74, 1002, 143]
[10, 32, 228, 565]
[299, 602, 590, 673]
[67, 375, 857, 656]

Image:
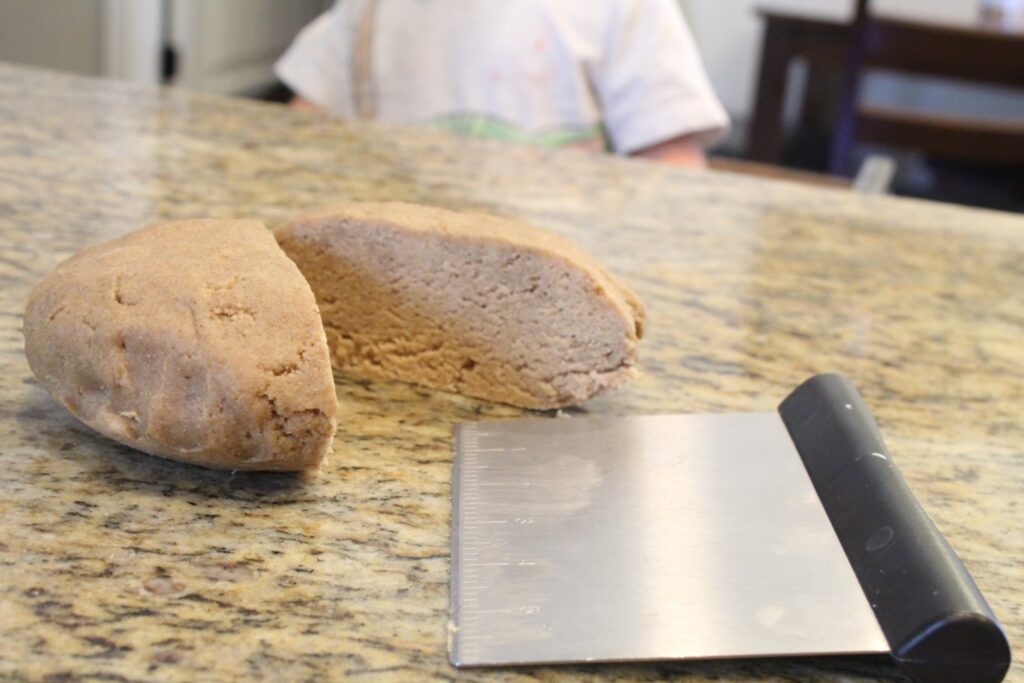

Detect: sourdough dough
[275, 202, 645, 409]
[24, 220, 338, 471]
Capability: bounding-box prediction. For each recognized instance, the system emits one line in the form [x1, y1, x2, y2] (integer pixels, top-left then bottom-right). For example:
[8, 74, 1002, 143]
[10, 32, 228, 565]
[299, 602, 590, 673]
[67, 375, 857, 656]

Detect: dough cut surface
[23, 219, 338, 471]
[275, 202, 645, 409]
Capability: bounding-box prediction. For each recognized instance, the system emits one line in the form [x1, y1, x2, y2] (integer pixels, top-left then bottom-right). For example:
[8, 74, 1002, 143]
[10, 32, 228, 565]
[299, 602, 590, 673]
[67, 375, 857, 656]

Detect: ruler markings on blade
[453, 421, 551, 665]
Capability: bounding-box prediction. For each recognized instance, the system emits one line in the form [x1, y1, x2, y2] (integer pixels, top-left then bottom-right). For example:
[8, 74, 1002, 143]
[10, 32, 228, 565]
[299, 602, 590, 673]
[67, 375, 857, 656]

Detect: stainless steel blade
[450, 412, 888, 666]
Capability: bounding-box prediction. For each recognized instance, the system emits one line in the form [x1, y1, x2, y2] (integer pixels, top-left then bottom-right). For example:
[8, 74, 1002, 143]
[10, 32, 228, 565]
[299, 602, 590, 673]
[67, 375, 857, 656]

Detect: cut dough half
[275, 202, 645, 409]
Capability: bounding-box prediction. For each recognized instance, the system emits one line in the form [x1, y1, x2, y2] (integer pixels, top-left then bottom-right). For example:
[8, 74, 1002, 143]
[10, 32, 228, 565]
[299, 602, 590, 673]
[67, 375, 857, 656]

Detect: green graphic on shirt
[429, 112, 604, 148]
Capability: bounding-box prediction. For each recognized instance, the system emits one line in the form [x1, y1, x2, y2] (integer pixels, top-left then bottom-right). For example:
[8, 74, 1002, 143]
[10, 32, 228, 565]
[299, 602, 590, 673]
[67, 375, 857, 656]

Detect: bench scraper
[449, 374, 1010, 683]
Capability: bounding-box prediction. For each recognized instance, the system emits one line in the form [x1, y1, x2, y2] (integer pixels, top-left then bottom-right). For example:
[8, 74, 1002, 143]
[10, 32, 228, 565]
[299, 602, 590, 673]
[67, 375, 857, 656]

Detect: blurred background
[1, 0, 1021, 211]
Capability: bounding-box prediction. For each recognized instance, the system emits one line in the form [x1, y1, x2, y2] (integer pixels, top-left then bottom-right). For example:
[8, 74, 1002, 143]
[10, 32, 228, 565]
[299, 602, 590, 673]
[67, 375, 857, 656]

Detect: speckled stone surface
[0, 63, 1021, 683]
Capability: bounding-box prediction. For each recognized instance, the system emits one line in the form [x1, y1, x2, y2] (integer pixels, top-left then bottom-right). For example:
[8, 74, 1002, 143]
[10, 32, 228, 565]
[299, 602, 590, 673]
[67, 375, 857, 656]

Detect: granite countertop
[0, 63, 1021, 682]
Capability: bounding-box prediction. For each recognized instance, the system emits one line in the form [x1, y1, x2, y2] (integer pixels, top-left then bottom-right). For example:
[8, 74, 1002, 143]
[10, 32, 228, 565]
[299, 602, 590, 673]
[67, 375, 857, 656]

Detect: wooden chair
[748, 0, 1024, 176]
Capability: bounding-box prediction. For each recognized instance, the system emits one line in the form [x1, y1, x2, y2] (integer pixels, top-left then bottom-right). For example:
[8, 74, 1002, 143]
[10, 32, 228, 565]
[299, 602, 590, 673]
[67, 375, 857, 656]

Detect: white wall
[680, 0, 1024, 129]
[0, 0, 326, 93]
[0, 0, 104, 76]
[171, 0, 328, 94]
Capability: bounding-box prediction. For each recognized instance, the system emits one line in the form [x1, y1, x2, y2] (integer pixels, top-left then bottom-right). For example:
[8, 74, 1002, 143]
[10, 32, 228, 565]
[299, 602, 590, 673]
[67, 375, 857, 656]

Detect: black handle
[778, 374, 1011, 683]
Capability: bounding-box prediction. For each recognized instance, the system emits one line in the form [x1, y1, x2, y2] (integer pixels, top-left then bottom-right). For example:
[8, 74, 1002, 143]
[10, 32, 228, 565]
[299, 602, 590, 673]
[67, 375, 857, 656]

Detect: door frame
[100, 0, 163, 84]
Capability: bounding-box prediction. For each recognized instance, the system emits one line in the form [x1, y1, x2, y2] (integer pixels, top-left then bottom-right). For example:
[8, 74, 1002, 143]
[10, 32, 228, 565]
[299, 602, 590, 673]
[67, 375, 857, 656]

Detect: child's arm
[276, 6, 352, 117]
[631, 134, 707, 168]
[595, 0, 728, 166]
[289, 96, 323, 112]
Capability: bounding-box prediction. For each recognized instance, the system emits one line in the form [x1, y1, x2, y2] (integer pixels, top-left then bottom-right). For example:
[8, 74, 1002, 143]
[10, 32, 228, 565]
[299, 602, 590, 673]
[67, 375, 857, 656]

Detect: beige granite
[0, 62, 1021, 682]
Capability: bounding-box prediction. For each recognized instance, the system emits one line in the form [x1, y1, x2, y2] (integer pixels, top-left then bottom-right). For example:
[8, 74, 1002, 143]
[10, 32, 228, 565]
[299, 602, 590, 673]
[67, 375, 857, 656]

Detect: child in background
[275, 0, 728, 167]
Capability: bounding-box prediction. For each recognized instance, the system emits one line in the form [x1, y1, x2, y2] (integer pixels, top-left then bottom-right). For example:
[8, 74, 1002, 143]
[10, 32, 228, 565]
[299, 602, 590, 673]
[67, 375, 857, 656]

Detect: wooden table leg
[747, 18, 794, 164]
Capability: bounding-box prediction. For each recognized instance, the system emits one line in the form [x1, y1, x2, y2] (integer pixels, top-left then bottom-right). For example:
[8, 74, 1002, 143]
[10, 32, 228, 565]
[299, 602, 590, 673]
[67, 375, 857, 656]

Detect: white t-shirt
[275, 0, 729, 154]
